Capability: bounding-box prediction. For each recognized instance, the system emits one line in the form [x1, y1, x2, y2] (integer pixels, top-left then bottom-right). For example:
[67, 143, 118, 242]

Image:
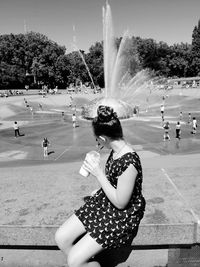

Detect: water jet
[83, 2, 154, 119]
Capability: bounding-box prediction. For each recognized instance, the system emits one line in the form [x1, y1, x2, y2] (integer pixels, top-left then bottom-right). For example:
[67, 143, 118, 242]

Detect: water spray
[72, 25, 96, 92]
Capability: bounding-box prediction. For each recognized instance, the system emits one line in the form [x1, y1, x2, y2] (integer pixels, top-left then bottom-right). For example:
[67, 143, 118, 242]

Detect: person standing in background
[163, 121, 170, 141]
[72, 113, 77, 128]
[188, 113, 192, 124]
[13, 121, 21, 138]
[42, 137, 50, 158]
[179, 111, 183, 121]
[175, 121, 181, 140]
[191, 117, 197, 134]
[160, 104, 165, 121]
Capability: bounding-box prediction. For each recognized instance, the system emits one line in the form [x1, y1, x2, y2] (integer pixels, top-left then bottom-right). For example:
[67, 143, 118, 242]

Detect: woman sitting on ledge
[55, 105, 146, 267]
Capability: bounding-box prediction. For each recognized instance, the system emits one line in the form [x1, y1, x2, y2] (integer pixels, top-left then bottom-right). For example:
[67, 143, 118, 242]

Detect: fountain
[84, 2, 155, 119]
[72, 25, 97, 91]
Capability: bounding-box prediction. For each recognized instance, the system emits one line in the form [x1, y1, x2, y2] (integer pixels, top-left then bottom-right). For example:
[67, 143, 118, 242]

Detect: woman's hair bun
[97, 105, 117, 122]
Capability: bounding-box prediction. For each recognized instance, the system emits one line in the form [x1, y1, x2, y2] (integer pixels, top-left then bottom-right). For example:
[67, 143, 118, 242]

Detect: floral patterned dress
[75, 151, 146, 249]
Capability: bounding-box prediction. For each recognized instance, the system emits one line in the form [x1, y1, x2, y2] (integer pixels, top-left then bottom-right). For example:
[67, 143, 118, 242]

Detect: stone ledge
[0, 222, 199, 247]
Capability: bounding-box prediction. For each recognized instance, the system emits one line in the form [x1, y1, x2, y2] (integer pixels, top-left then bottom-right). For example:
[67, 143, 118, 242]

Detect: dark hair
[92, 105, 123, 140]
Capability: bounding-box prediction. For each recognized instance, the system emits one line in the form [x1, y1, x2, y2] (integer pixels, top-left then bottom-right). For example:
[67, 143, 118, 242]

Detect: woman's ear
[99, 136, 106, 142]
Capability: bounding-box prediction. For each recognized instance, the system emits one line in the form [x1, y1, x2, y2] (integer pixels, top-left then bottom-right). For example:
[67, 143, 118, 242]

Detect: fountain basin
[82, 97, 133, 119]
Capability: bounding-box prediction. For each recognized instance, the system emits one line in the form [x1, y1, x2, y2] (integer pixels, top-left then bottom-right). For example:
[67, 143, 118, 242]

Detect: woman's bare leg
[67, 232, 104, 267]
[55, 214, 86, 256]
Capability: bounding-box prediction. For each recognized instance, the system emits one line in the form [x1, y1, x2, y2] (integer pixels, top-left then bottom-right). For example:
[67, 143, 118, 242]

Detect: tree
[167, 43, 191, 77]
[136, 38, 160, 70]
[1, 20, 200, 89]
[65, 51, 89, 85]
[190, 20, 200, 76]
[86, 42, 104, 87]
[0, 32, 65, 89]
[54, 55, 71, 88]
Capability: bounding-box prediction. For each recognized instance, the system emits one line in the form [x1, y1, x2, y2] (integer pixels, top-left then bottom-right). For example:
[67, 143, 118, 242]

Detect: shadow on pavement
[48, 151, 55, 155]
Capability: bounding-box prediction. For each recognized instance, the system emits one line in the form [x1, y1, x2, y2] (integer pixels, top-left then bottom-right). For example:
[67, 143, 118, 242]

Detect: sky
[0, 0, 200, 53]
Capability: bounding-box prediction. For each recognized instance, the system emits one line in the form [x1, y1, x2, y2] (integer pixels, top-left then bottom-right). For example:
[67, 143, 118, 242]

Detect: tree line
[0, 20, 200, 89]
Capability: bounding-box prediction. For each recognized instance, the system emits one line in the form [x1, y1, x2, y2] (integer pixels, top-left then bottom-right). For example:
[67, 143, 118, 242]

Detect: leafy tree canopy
[0, 19, 200, 89]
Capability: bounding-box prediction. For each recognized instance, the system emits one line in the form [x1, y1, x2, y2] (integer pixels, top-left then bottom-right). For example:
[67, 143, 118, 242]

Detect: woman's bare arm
[83, 158, 137, 209]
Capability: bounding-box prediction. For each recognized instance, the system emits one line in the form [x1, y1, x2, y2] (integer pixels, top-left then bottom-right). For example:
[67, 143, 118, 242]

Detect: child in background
[191, 117, 197, 134]
[72, 113, 77, 128]
[175, 121, 181, 140]
[188, 113, 192, 124]
[13, 121, 21, 138]
[42, 137, 50, 158]
[163, 121, 170, 141]
[160, 104, 165, 121]
[179, 111, 183, 121]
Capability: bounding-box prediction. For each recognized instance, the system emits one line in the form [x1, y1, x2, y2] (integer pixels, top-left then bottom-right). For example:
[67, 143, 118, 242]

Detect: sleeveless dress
[75, 151, 146, 249]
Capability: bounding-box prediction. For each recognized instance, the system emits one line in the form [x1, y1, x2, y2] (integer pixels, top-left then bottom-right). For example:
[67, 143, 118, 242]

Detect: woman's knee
[55, 227, 63, 248]
[55, 227, 71, 251]
[55, 215, 86, 252]
[67, 249, 83, 267]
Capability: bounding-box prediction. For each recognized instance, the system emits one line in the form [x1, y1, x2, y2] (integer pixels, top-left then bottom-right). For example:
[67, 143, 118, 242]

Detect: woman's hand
[82, 157, 103, 178]
[90, 188, 99, 196]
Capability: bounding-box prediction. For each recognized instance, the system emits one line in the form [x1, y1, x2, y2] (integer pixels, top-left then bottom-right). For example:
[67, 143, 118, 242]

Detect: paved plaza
[0, 89, 200, 266]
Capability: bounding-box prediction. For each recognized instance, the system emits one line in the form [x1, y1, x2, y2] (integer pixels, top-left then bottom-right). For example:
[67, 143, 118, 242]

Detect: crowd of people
[9, 91, 199, 162]
[12, 93, 80, 159]
[0, 89, 24, 98]
[161, 104, 198, 142]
